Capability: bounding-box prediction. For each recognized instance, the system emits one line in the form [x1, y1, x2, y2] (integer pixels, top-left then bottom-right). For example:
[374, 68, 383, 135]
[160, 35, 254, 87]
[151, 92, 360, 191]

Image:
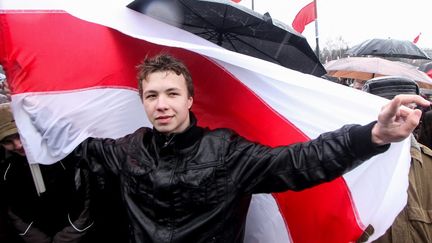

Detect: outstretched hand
[371, 94, 430, 145]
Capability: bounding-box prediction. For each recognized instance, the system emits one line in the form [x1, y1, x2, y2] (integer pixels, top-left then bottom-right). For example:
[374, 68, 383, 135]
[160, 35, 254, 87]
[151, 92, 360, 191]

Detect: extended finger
[396, 94, 430, 108]
[380, 95, 402, 123]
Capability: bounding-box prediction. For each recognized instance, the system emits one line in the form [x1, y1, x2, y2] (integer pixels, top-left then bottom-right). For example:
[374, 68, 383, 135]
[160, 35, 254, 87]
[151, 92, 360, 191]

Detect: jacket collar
[153, 112, 203, 150]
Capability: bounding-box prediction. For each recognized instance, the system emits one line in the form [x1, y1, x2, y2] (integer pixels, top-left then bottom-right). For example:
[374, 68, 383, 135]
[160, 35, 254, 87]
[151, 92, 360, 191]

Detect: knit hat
[362, 76, 419, 100]
[0, 103, 18, 142]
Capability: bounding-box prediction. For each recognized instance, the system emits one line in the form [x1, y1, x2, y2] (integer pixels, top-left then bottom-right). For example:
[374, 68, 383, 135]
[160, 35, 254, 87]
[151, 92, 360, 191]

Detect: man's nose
[156, 96, 169, 110]
[12, 139, 22, 150]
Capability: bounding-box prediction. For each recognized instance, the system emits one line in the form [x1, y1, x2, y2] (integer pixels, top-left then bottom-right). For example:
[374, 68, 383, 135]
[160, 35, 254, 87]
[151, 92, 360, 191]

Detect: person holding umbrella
[27, 53, 430, 243]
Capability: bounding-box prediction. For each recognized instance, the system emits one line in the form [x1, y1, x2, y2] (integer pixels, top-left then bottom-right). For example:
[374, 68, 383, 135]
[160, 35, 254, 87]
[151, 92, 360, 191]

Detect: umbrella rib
[182, 22, 274, 42]
[177, 1, 222, 34]
[187, 29, 218, 40]
[178, 1, 276, 41]
[224, 32, 283, 63]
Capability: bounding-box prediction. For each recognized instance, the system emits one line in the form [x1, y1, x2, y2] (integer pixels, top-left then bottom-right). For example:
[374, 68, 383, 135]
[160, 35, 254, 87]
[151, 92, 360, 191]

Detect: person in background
[0, 81, 21, 242]
[0, 149, 22, 242]
[0, 103, 94, 243]
[416, 109, 432, 149]
[351, 78, 366, 90]
[358, 76, 432, 243]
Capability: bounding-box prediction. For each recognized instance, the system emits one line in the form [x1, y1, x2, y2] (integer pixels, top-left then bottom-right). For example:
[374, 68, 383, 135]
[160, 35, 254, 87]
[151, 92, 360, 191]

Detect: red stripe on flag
[0, 11, 139, 93]
[0, 11, 364, 242]
[274, 178, 363, 242]
[291, 2, 316, 33]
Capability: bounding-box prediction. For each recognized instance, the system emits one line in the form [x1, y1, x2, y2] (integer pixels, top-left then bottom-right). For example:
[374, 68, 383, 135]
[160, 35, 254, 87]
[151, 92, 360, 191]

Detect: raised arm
[227, 94, 430, 194]
[224, 122, 387, 194]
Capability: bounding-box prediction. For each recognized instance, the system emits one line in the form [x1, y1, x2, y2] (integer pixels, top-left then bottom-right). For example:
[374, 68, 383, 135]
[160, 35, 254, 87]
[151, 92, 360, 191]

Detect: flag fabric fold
[291, 1, 316, 33]
[0, 0, 410, 242]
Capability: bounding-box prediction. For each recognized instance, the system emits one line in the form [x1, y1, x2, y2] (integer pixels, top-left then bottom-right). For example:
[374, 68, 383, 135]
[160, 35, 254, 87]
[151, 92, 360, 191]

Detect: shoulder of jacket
[419, 144, 432, 157]
[118, 127, 152, 144]
[205, 128, 237, 139]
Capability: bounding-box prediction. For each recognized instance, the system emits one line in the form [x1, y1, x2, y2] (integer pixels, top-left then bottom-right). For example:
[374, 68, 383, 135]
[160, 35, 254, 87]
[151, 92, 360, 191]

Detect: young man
[0, 103, 94, 243]
[52, 54, 428, 243]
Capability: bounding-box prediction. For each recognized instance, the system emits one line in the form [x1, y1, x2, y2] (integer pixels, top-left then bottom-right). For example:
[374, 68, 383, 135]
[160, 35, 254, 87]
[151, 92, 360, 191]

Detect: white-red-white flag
[291, 1, 316, 33]
[0, 1, 410, 242]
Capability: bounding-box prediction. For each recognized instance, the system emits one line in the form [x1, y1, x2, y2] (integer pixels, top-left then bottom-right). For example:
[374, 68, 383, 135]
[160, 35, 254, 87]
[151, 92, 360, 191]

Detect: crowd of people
[0, 54, 431, 243]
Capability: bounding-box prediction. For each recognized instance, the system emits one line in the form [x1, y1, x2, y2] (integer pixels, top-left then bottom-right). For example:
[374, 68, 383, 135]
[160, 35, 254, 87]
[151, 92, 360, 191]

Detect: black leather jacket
[76, 113, 389, 243]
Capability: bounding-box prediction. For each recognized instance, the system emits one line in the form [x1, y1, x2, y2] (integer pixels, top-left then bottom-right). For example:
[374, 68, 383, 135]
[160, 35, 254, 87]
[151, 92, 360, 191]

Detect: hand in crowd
[371, 94, 430, 145]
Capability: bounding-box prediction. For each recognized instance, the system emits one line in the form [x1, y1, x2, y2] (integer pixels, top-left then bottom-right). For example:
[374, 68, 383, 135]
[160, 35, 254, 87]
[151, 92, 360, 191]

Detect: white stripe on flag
[12, 88, 149, 164]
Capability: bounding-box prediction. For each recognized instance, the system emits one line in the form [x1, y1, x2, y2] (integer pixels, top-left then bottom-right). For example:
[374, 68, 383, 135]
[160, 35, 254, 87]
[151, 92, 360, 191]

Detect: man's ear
[188, 96, 193, 109]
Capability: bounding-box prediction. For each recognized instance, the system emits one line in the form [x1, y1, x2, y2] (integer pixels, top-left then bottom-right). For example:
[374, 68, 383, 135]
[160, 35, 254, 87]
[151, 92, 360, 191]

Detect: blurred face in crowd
[1, 133, 26, 156]
[141, 71, 193, 135]
[352, 79, 366, 90]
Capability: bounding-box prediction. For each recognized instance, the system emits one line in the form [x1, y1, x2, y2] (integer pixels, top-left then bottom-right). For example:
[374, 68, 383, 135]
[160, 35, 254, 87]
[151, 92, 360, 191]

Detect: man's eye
[145, 94, 156, 99]
[169, 92, 179, 97]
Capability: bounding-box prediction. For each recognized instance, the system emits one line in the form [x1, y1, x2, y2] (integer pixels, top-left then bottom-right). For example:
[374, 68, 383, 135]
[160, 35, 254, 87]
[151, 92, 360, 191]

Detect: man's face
[1, 133, 26, 156]
[141, 71, 193, 135]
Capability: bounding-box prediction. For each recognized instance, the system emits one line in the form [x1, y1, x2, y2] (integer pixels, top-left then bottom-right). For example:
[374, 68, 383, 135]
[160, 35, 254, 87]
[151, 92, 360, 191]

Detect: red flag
[292, 1, 316, 33]
[231, 0, 242, 3]
[413, 32, 421, 44]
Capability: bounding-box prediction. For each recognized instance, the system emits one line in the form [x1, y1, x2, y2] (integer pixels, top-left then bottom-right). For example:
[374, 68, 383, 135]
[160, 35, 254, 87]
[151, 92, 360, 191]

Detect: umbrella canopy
[324, 57, 432, 88]
[419, 61, 432, 78]
[127, 0, 326, 77]
[346, 38, 431, 60]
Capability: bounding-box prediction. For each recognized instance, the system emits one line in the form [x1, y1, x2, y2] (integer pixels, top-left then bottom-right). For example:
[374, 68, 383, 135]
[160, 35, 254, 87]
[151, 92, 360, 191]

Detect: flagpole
[251, 0, 254, 10]
[314, 0, 320, 59]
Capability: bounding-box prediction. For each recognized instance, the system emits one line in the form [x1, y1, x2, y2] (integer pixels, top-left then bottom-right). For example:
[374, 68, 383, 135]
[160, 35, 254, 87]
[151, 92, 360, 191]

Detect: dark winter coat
[76, 113, 388, 243]
[0, 154, 94, 243]
[370, 138, 432, 243]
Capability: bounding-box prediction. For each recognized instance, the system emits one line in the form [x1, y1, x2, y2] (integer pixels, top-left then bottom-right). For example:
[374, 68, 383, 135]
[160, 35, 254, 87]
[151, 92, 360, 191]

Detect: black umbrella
[346, 38, 431, 60]
[127, 0, 326, 77]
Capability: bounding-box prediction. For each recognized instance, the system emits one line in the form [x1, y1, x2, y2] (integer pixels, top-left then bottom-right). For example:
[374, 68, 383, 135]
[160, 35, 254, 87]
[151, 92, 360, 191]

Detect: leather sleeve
[224, 122, 390, 194]
[72, 129, 146, 176]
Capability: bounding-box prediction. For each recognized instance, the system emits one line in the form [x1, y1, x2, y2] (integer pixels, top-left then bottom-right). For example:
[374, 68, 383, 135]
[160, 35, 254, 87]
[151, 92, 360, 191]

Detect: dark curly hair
[136, 53, 194, 99]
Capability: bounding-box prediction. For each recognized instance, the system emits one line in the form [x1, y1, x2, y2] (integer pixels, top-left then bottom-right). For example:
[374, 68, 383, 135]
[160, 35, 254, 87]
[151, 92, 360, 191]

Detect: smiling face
[141, 71, 193, 135]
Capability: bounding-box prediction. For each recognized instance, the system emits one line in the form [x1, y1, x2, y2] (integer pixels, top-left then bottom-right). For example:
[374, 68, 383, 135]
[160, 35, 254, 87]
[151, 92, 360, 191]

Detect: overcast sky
[238, 0, 432, 50]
